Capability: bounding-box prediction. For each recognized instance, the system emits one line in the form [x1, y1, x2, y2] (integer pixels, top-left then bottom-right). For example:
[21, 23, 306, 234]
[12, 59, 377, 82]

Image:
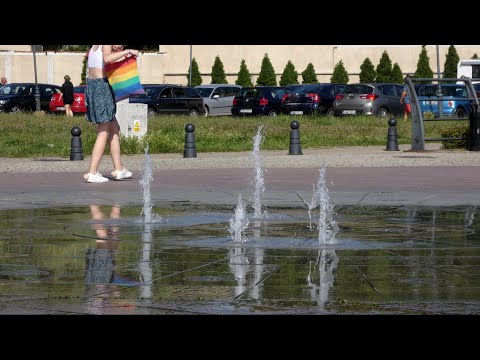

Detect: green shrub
[211, 56, 227, 84]
[441, 125, 468, 149]
[280, 60, 299, 86]
[187, 58, 202, 87]
[236, 59, 253, 87]
[359, 58, 376, 83]
[301, 63, 318, 84]
[256, 54, 277, 86]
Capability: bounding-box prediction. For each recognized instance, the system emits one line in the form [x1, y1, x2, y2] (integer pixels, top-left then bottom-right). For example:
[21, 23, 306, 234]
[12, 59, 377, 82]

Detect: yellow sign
[133, 120, 141, 133]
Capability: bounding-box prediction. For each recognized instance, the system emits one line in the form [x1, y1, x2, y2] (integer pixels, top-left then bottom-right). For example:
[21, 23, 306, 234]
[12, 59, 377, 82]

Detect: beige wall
[2, 45, 480, 86]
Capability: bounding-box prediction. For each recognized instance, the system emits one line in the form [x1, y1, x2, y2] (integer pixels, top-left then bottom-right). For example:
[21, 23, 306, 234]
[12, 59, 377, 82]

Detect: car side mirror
[212, 92, 220, 99]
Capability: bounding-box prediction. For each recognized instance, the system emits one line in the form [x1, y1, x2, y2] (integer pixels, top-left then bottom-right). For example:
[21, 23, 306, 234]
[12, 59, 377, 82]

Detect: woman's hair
[64, 75, 71, 81]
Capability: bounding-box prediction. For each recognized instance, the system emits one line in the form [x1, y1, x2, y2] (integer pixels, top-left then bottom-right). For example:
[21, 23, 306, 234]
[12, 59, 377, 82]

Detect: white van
[457, 59, 480, 83]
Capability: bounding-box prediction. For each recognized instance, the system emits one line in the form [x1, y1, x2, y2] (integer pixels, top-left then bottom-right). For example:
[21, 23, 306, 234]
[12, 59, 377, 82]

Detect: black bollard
[469, 105, 480, 151]
[386, 118, 399, 151]
[288, 120, 303, 155]
[183, 123, 197, 158]
[70, 126, 84, 160]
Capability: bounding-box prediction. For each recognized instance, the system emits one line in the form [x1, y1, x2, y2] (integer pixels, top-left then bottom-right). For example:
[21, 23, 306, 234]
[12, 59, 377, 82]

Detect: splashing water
[138, 145, 162, 224]
[250, 126, 266, 219]
[309, 166, 339, 244]
[229, 194, 249, 242]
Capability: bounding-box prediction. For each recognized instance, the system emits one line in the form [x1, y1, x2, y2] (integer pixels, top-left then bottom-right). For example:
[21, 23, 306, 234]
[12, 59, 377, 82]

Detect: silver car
[195, 84, 241, 116]
[332, 83, 404, 118]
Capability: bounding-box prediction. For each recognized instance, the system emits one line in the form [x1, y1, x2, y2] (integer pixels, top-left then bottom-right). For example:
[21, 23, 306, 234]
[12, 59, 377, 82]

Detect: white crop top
[87, 46, 104, 69]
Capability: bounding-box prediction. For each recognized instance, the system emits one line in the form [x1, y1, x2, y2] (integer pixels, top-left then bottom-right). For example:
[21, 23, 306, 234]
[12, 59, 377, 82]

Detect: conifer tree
[414, 45, 434, 84]
[472, 53, 479, 59]
[301, 63, 318, 84]
[211, 55, 227, 84]
[391, 63, 404, 84]
[256, 53, 277, 86]
[80, 56, 87, 85]
[235, 59, 253, 87]
[443, 45, 460, 82]
[375, 51, 393, 82]
[359, 57, 376, 83]
[279, 60, 299, 86]
[187, 58, 202, 87]
[330, 60, 349, 84]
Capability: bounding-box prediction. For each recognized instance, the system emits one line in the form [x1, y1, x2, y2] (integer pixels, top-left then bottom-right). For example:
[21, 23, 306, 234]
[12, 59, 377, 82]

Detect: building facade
[1, 45, 480, 87]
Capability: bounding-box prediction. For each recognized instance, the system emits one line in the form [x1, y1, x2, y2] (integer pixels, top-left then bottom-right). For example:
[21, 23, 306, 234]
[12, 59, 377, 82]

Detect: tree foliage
[472, 53, 479, 59]
[414, 45, 434, 83]
[187, 58, 202, 87]
[330, 60, 349, 84]
[359, 58, 376, 83]
[391, 63, 404, 84]
[375, 51, 393, 82]
[211, 56, 228, 84]
[443, 45, 460, 82]
[80, 56, 87, 85]
[279, 60, 299, 86]
[256, 54, 277, 86]
[235, 59, 253, 87]
[301, 63, 318, 84]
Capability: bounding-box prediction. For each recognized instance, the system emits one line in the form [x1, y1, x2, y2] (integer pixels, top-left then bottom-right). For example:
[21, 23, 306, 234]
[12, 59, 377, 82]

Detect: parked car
[281, 83, 346, 116]
[195, 84, 241, 116]
[49, 85, 86, 114]
[417, 84, 472, 118]
[332, 83, 404, 117]
[0, 83, 62, 113]
[231, 86, 289, 117]
[129, 84, 206, 116]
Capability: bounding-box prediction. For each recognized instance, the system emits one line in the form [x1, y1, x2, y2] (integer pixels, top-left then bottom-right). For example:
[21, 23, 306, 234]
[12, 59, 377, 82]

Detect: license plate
[240, 109, 252, 113]
[290, 111, 303, 115]
[56, 106, 65, 110]
[342, 110, 356, 115]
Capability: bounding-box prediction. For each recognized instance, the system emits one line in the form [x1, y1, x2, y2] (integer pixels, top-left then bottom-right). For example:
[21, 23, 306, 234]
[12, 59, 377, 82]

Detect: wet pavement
[1, 148, 480, 314]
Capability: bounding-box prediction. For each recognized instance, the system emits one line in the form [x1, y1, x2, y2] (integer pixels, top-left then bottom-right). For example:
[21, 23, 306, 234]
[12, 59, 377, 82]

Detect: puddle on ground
[0, 204, 479, 314]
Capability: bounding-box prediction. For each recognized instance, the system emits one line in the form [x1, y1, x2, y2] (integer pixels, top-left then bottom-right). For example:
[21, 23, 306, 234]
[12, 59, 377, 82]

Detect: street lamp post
[31, 45, 41, 112]
[332, 46, 338, 73]
[436, 45, 443, 118]
[189, 45, 193, 86]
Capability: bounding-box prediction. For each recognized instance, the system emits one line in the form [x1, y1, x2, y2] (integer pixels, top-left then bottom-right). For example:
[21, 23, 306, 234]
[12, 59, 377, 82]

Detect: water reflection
[229, 220, 265, 299]
[85, 204, 140, 286]
[306, 250, 339, 308]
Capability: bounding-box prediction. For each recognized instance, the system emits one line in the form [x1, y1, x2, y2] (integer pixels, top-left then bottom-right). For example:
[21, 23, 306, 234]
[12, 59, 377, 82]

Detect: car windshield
[420, 85, 467, 97]
[195, 88, 214, 97]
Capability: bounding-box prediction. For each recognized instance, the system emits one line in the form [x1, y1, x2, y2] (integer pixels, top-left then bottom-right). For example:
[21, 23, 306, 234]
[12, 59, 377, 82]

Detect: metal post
[436, 45, 443, 118]
[189, 45, 192, 87]
[32, 45, 41, 112]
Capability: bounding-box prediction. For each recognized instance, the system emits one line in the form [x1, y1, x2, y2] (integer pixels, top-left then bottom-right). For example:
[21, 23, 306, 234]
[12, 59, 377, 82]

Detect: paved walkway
[1, 144, 480, 209]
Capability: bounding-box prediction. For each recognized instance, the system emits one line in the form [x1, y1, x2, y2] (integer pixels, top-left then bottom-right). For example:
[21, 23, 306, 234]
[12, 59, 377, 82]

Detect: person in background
[83, 45, 138, 183]
[60, 75, 74, 117]
[400, 76, 412, 120]
[1, 76, 7, 87]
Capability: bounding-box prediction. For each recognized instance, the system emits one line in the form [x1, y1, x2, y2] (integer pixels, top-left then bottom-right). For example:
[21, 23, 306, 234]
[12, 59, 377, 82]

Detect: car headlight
[0, 99, 10, 105]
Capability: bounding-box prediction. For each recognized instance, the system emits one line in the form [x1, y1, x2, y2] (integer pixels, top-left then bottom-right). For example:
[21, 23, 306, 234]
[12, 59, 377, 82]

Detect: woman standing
[60, 75, 74, 117]
[83, 45, 138, 183]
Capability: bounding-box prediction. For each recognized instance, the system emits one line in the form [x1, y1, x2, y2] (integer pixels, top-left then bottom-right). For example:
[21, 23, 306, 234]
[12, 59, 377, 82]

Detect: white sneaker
[84, 172, 109, 183]
[112, 168, 133, 180]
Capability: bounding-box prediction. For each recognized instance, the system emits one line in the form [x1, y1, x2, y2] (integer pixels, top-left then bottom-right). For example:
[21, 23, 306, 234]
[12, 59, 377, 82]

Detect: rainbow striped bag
[105, 56, 144, 102]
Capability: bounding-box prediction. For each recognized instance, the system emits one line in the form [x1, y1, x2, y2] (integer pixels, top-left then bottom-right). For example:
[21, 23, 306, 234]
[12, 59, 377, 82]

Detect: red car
[49, 85, 86, 114]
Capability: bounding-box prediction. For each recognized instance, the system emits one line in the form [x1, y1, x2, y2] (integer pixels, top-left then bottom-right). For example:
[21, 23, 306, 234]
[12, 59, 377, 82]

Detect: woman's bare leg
[87, 122, 110, 175]
[107, 118, 123, 172]
[65, 104, 73, 117]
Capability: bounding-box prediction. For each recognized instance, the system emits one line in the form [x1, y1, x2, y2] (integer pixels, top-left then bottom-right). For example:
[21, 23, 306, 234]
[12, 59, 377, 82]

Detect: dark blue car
[231, 86, 289, 117]
[281, 83, 346, 116]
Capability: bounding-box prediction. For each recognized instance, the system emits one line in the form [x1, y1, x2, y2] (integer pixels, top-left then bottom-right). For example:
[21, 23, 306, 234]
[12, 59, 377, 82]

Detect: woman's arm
[102, 45, 139, 64]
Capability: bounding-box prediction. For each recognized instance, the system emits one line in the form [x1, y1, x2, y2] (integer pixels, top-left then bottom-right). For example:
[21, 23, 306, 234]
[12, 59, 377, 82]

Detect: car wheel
[455, 108, 466, 118]
[268, 110, 277, 117]
[10, 106, 21, 113]
[377, 107, 389, 118]
[326, 107, 335, 117]
[147, 108, 156, 117]
[189, 109, 198, 116]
